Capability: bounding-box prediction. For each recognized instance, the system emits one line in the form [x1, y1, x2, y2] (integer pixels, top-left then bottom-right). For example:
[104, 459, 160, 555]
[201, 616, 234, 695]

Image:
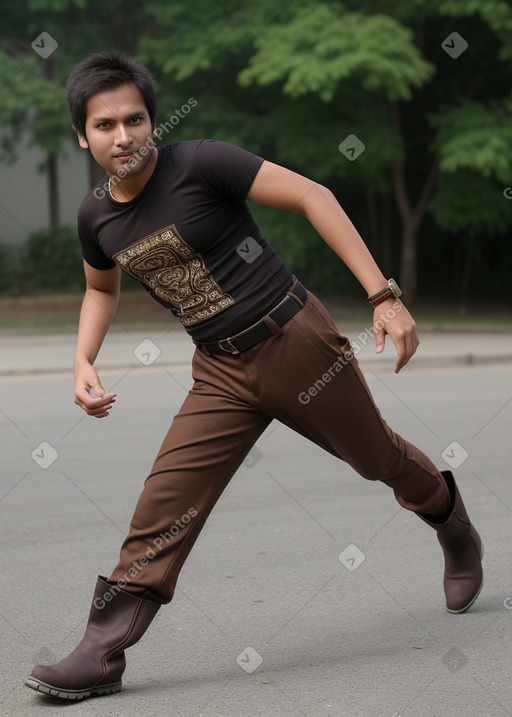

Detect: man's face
[78, 83, 155, 179]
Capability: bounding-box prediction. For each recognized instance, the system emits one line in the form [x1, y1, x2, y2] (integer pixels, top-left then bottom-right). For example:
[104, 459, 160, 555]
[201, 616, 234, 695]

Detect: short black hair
[66, 51, 157, 138]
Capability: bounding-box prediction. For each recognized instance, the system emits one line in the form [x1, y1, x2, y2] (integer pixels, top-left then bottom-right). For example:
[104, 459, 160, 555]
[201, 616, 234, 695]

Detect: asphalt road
[0, 334, 511, 716]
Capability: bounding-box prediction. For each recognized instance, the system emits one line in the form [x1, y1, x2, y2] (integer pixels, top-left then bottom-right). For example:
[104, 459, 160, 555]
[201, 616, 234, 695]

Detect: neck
[109, 147, 158, 202]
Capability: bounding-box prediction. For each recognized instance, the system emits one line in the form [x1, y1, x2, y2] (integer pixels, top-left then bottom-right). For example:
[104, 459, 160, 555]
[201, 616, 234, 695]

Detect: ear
[73, 125, 89, 149]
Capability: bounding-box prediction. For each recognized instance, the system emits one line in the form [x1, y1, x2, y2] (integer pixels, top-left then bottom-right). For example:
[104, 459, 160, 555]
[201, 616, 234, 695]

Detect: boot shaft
[26, 576, 160, 698]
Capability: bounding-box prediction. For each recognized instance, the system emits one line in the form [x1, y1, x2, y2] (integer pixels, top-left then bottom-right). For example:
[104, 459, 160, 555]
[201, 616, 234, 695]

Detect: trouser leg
[109, 289, 450, 604]
[245, 292, 480, 612]
[25, 352, 271, 698]
[240, 291, 451, 517]
[108, 357, 271, 604]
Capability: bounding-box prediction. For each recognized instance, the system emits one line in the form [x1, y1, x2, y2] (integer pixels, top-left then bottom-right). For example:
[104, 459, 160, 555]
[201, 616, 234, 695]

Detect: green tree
[233, 0, 512, 301]
[0, 47, 70, 226]
[1, 0, 511, 303]
[0, 0, 150, 227]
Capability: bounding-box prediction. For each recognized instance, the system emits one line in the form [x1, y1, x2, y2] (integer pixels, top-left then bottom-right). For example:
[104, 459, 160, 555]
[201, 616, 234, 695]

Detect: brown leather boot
[25, 576, 160, 700]
[418, 470, 483, 613]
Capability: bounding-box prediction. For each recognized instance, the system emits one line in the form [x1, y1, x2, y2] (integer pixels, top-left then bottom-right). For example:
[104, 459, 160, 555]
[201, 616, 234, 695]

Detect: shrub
[19, 224, 85, 292]
[0, 241, 16, 293]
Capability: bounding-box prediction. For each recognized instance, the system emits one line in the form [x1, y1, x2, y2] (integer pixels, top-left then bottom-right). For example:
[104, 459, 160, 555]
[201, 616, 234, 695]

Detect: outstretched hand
[373, 299, 419, 374]
[74, 361, 116, 418]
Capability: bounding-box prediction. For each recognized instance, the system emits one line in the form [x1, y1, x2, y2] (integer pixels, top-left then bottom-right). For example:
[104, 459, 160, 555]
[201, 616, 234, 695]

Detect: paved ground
[0, 326, 511, 716]
[1, 324, 511, 377]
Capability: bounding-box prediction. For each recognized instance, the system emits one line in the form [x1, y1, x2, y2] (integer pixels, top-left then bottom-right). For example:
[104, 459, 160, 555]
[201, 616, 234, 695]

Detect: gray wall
[0, 135, 90, 245]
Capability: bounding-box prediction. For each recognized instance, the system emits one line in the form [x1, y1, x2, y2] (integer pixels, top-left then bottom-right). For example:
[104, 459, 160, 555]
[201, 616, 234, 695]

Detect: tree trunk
[390, 106, 439, 303]
[42, 55, 60, 229]
[392, 157, 438, 303]
[400, 220, 418, 300]
[365, 187, 380, 260]
[381, 192, 391, 276]
[47, 153, 59, 229]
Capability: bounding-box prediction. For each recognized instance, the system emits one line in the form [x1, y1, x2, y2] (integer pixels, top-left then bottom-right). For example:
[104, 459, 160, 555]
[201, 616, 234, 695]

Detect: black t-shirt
[77, 139, 294, 342]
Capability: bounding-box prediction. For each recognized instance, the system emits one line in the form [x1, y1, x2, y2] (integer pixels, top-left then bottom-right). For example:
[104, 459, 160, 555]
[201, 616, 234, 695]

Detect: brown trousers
[108, 291, 450, 604]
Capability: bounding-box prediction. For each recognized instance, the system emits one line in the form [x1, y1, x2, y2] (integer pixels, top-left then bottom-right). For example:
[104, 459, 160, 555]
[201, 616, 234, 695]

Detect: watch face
[388, 279, 402, 298]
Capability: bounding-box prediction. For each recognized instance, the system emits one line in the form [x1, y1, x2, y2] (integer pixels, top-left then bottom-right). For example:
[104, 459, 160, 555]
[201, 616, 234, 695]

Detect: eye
[129, 116, 143, 125]
[96, 121, 111, 129]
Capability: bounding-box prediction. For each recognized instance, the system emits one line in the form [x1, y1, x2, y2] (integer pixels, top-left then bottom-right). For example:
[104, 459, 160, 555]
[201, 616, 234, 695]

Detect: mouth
[114, 151, 137, 160]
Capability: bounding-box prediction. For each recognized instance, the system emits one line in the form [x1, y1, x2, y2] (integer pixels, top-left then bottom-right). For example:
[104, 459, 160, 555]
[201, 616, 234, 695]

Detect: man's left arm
[247, 160, 419, 374]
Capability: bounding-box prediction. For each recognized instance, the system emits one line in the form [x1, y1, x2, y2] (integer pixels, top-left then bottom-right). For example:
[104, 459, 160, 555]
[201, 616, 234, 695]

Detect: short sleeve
[77, 207, 116, 270]
[194, 139, 264, 199]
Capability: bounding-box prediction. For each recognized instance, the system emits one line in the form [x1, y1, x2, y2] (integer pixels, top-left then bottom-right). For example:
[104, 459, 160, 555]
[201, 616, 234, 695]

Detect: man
[25, 51, 483, 700]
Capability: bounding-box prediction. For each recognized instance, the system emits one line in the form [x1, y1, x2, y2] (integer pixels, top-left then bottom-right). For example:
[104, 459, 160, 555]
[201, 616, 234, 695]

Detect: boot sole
[24, 676, 122, 700]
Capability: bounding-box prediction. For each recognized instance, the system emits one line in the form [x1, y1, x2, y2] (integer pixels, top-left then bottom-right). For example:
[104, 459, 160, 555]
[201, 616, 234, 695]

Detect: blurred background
[1, 0, 511, 328]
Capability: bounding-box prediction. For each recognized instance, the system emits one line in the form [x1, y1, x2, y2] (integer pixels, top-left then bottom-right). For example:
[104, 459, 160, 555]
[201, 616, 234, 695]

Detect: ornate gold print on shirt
[113, 225, 235, 326]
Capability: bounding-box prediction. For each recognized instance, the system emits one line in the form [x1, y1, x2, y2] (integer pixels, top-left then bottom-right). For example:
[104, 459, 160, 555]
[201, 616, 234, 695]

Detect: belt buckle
[218, 337, 240, 355]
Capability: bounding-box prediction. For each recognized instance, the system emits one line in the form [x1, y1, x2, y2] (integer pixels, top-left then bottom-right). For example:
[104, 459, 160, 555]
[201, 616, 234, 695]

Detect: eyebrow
[90, 109, 148, 123]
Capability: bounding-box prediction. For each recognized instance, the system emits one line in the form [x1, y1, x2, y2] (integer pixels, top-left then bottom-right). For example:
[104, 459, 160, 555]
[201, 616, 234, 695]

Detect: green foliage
[430, 100, 512, 184]
[0, 52, 47, 162]
[437, 0, 512, 60]
[28, 0, 88, 9]
[428, 171, 512, 236]
[139, 1, 295, 80]
[238, 5, 434, 102]
[0, 241, 16, 293]
[250, 203, 359, 295]
[18, 225, 84, 292]
[32, 81, 70, 156]
[1, 0, 511, 302]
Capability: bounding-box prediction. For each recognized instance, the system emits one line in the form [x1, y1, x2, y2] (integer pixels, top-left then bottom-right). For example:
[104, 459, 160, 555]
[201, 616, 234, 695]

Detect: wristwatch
[368, 279, 402, 308]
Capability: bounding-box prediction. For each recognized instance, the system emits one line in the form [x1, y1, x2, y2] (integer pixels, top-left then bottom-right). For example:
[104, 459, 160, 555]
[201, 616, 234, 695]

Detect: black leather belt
[194, 280, 308, 356]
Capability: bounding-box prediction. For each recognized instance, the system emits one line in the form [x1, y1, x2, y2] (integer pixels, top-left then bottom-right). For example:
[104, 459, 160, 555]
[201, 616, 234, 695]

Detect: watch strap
[368, 279, 401, 308]
[368, 287, 394, 308]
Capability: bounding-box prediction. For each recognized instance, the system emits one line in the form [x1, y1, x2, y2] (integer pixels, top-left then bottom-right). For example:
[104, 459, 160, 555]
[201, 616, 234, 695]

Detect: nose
[115, 124, 132, 147]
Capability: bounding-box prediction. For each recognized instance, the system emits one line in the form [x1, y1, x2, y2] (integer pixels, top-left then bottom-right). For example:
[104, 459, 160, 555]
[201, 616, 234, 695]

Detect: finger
[84, 401, 115, 418]
[394, 348, 407, 374]
[374, 325, 386, 354]
[75, 390, 116, 414]
[89, 385, 107, 399]
[77, 390, 116, 409]
[92, 408, 113, 419]
[404, 326, 420, 361]
[394, 334, 416, 373]
[412, 325, 420, 351]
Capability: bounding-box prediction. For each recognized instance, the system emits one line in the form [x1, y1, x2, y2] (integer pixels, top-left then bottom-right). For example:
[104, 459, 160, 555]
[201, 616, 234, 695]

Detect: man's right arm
[73, 261, 121, 418]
